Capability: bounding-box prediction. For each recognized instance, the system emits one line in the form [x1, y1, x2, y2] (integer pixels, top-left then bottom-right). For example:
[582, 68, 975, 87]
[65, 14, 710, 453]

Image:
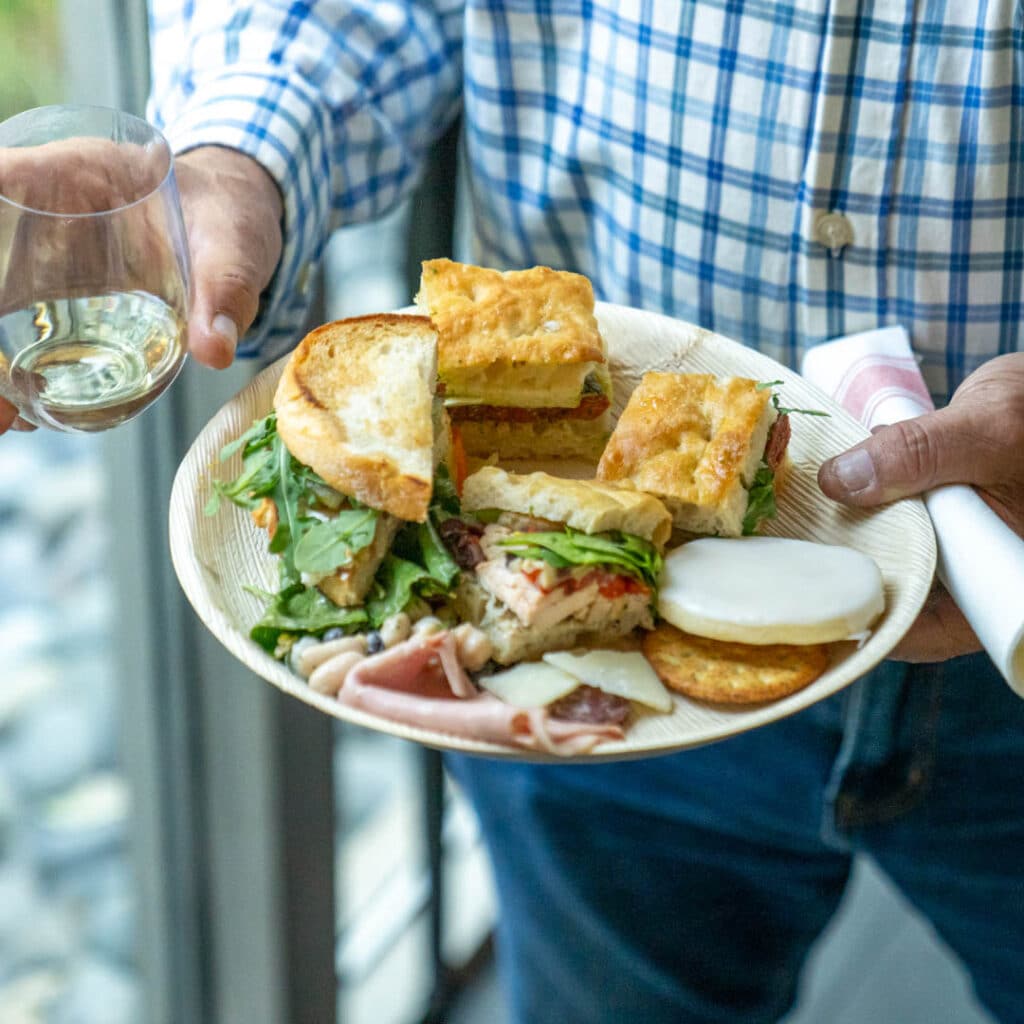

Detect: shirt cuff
[158, 69, 333, 361]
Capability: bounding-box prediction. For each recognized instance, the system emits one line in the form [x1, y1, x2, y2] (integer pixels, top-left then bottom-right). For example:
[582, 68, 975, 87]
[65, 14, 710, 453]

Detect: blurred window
[0, 6, 141, 1021]
[0, 6, 494, 1021]
[325, 207, 498, 1024]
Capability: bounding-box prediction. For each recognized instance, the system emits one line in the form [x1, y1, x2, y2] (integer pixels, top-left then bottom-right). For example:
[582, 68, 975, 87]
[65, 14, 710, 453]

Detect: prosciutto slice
[338, 632, 624, 755]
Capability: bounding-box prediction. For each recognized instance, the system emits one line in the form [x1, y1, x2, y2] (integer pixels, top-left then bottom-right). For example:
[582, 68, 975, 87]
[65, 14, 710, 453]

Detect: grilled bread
[274, 314, 438, 524]
[596, 372, 781, 536]
[416, 259, 612, 459]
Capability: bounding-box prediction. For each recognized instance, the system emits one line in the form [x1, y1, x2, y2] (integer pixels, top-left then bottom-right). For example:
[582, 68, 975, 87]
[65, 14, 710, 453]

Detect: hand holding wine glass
[0, 106, 193, 432]
[0, 106, 283, 435]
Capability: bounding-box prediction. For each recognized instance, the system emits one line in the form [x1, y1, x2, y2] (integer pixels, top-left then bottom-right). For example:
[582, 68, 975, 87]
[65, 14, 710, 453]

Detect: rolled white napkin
[802, 326, 1024, 696]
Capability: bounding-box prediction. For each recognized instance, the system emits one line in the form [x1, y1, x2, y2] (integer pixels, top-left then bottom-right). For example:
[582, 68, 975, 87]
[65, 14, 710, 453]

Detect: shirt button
[297, 262, 313, 294]
[813, 211, 854, 256]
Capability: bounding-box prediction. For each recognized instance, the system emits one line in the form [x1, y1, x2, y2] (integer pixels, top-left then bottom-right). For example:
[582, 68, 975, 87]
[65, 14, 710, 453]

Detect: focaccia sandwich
[415, 258, 612, 460]
[596, 372, 791, 537]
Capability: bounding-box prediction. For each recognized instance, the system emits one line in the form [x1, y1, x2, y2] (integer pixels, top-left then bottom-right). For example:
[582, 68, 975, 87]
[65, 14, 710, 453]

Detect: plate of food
[169, 259, 936, 761]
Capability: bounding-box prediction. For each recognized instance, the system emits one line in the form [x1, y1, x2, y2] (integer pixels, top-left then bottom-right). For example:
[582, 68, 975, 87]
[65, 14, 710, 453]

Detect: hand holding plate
[818, 352, 1024, 662]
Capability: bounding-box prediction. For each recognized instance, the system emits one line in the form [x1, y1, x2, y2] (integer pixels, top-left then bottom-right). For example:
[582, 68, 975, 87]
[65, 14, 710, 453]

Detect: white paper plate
[169, 303, 937, 762]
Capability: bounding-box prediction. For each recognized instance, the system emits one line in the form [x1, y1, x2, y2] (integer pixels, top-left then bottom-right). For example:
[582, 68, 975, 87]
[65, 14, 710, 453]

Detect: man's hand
[175, 146, 283, 369]
[0, 399, 29, 434]
[818, 352, 1024, 662]
[0, 144, 283, 437]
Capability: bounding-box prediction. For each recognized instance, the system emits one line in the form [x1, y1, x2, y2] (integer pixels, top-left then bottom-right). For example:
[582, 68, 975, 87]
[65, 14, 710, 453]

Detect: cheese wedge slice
[478, 662, 581, 708]
[542, 650, 674, 712]
[658, 537, 885, 645]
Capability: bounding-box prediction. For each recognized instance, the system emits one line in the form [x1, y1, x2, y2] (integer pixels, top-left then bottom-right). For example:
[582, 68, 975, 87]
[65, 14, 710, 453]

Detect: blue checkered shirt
[149, 1, 1023, 401]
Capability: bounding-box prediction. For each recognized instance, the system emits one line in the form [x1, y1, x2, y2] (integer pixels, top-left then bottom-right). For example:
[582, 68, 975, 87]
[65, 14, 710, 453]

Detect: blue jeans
[446, 653, 1024, 1024]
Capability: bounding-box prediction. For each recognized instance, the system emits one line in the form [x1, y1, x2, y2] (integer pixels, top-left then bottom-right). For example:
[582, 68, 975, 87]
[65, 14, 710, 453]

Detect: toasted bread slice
[596, 372, 777, 537]
[274, 314, 438, 523]
[462, 467, 672, 549]
[416, 258, 606, 409]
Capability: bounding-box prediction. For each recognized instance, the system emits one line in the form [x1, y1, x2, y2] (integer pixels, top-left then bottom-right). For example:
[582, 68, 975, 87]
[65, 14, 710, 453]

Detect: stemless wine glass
[0, 105, 190, 432]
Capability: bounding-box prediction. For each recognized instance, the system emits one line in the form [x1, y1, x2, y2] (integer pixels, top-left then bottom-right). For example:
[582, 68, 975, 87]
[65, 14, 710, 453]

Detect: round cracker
[642, 623, 829, 704]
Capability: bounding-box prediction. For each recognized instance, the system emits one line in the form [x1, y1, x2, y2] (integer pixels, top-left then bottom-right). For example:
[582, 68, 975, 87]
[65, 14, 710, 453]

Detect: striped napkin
[802, 326, 1024, 697]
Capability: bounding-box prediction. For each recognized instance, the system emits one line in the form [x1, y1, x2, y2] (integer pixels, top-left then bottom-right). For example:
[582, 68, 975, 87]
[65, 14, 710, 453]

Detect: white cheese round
[658, 537, 885, 645]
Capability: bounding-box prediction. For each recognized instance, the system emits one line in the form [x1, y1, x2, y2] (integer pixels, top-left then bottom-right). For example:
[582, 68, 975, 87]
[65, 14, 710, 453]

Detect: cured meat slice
[337, 632, 624, 754]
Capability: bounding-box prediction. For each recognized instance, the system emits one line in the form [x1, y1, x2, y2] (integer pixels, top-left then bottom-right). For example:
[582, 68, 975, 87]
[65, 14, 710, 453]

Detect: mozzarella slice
[478, 662, 581, 708]
[542, 651, 674, 712]
[658, 537, 885, 645]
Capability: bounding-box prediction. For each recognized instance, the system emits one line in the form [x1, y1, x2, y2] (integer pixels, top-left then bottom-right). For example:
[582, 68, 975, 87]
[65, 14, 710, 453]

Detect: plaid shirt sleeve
[147, 0, 464, 360]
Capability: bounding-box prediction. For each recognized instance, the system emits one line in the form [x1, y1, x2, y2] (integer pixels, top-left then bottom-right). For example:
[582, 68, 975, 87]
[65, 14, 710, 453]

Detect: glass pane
[325, 216, 498, 1024]
[1, 4, 143, 1020]
[0, 431, 141, 1021]
[0, 0, 63, 120]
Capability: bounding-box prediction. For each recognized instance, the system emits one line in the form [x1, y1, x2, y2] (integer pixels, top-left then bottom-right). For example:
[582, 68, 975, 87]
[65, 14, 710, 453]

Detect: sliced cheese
[441, 362, 596, 409]
[658, 537, 885, 645]
[478, 662, 581, 708]
[542, 650, 674, 712]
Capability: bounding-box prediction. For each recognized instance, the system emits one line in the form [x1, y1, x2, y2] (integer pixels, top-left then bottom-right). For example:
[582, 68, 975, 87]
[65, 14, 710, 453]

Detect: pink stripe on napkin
[833, 353, 935, 424]
[800, 327, 934, 430]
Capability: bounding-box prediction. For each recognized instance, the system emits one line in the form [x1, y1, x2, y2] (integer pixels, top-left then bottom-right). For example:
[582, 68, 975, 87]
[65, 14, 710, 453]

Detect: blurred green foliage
[0, 0, 64, 121]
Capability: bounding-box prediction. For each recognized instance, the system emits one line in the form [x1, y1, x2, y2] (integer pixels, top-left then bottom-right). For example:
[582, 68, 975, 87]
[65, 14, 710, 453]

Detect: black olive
[322, 627, 344, 641]
[366, 631, 385, 654]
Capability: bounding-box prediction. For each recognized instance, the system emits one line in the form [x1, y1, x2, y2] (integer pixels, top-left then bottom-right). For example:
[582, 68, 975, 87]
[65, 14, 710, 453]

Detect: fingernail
[829, 447, 876, 495]
[212, 313, 238, 347]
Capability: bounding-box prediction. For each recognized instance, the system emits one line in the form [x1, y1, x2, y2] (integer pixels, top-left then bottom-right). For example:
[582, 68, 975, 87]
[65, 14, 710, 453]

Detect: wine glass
[0, 104, 190, 432]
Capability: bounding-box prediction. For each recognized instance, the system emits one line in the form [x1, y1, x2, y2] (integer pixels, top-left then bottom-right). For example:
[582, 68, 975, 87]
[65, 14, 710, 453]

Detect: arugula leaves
[207, 414, 385, 649]
[248, 584, 368, 654]
[430, 462, 461, 517]
[755, 380, 830, 418]
[497, 527, 663, 590]
[204, 414, 280, 516]
[206, 413, 380, 587]
[418, 516, 461, 589]
[209, 416, 465, 651]
[364, 469, 462, 627]
[365, 555, 436, 627]
[293, 509, 379, 575]
[742, 463, 778, 535]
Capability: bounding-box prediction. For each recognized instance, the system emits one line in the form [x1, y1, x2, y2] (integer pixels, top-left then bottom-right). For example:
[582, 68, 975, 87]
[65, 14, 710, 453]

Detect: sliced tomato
[597, 574, 647, 599]
[450, 424, 468, 496]
[522, 566, 546, 590]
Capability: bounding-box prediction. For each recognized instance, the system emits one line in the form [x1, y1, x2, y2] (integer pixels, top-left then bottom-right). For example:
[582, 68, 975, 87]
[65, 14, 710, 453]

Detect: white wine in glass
[0, 105, 190, 432]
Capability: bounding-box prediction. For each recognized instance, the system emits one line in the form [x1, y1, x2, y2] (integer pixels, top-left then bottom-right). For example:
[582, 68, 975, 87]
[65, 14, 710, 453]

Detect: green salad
[497, 526, 663, 590]
[206, 413, 461, 654]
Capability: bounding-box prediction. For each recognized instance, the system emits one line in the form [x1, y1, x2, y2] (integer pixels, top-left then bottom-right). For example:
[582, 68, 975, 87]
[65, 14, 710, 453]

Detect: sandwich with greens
[445, 467, 672, 664]
[596, 371, 796, 537]
[415, 258, 613, 461]
[206, 314, 460, 655]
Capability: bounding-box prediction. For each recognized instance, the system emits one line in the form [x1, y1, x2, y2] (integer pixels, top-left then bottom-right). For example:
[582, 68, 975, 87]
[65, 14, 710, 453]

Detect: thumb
[818, 407, 977, 506]
[175, 148, 283, 370]
[188, 241, 263, 369]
